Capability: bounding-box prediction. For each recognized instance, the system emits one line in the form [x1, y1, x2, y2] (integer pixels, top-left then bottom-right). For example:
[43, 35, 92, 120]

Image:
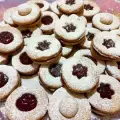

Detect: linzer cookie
[81, 27, 101, 49]
[83, 0, 100, 20]
[39, 57, 66, 90]
[62, 57, 98, 93]
[87, 75, 120, 115]
[40, 11, 59, 34]
[57, 0, 84, 15]
[28, 0, 50, 12]
[55, 14, 85, 45]
[92, 31, 120, 60]
[48, 87, 91, 120]
[26, 35, 62, 64]
[12, 47, 39, 75]
[0, 65, 20, 101]
[74, 49, 105, 75]
[18, 26, 42, 46]
[5, 87, 48, 120]
[92, 13, 120, 31]
[11, 3, 41, 26]
[0, 26, 23, 54]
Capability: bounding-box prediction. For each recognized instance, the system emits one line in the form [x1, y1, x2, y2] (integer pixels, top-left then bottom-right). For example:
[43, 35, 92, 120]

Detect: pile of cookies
[0, 0, 120, 120]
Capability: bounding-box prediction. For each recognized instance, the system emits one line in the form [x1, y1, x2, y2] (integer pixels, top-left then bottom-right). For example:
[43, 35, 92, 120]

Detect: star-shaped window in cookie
[97, 83, 114, 99]
[72, 64, 87, 79]
[102, 39, 115, 49]
[63, 23, 76, 32]
[36, 40, 51, 51]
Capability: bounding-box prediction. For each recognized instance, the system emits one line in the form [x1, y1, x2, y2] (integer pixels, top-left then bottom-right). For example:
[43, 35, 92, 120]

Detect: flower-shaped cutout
[97, 83, 114, 99]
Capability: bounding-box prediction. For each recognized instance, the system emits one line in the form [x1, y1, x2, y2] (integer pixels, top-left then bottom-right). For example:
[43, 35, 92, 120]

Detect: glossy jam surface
[41, 16, 53, 25]
[16, 93, 37, 112]
[0, 31, 14, 44]
[20, 52, 33, 65]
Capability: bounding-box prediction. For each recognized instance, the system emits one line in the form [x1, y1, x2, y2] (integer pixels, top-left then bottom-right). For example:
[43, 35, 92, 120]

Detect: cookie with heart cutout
[12, 47, 39, 75]
[83, 0, 100, 20]
[73, 49, 105, 76]
[5, 87, 48, 120]
[92, 31, 120, 60]
[48, 87, 91, 120]
[28, 0, 50, 12]
[11, 3, 41, 26]
[0, 26, 23, 54]
[81, 27, 101, 49]
[39, 57, 66, 90]
[57, 0, 84, 15]
[92, 13, 120, 31]
[62, 57, 99, 93]
[86, 75, 120, 116]
[18, 26, 42, 46]
[40, 11, 59, 35]
[26, 35, 62, 65]
[55, 14, 86, 45]
[0, 65, 20, 101]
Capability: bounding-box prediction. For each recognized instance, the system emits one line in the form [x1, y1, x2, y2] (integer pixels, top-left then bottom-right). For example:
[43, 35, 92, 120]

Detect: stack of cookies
[0, 0, 120, 120]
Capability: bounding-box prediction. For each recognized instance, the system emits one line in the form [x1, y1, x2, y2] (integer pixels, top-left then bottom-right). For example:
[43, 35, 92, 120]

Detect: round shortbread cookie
[83, 0, 100, 20]
[12, 47, 39, 75]
[26, 35, 62, 63]
[62, 57, 99, 93]
[39, 57, 66, 89]
[48, 87, 91, 120]
[40, 11, 59, 34]
[0, 65, 20, 101]
[74, 49, 105, 75]
[93, 31, 120, 60]
[57, 0, 84, 14]
[87, 75, 120, 115]
[0, 26, 23, 54]
[5, 87, 48, 120]
[11, 3, 41, 26]
[92, 13, 120, 31]
[55, 14, 85, 44]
